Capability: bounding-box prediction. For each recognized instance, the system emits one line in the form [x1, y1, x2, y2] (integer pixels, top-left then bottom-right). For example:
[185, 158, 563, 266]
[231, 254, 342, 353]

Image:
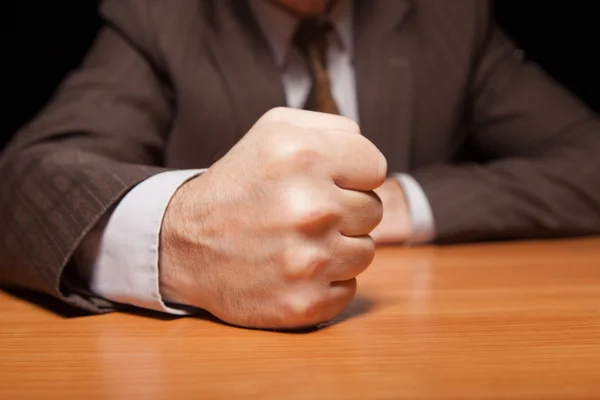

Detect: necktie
[293, 19, 340, 115]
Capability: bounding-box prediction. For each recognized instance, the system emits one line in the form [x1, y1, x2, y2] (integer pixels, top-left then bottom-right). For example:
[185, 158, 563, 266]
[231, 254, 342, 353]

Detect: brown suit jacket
[1, 0, 599, 312]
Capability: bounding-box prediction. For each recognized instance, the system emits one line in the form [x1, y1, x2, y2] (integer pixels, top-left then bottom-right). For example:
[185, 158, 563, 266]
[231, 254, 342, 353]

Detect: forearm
[439, 19, 600, 243]
[0, 145, 168, 311]
[412, 125, 600, 243]
[0, 14, 176, 309]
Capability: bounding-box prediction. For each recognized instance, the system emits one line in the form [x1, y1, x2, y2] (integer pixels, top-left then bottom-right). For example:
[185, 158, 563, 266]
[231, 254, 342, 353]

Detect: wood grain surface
[1, 238, 599, 399]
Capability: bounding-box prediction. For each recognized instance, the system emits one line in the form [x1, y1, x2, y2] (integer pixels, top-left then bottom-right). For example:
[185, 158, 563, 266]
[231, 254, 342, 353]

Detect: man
[1, 0, 599, 329]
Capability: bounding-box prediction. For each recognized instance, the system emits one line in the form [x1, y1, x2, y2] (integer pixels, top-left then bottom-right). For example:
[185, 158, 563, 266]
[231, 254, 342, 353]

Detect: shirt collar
[248, 0, 354, 68]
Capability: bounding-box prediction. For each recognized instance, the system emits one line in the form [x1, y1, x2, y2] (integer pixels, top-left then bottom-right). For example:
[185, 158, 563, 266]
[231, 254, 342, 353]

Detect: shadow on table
[0, 286, 181, 320]
[0, 286, 91, 318]
[0, 286, 375, 332]
[239, 295, 375, 334]
[318, 295, 374, 329]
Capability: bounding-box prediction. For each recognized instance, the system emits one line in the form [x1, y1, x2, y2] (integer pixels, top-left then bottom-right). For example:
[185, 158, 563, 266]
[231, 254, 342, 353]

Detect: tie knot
[292, 19, 339, 115]
[293, 19, 334, 57]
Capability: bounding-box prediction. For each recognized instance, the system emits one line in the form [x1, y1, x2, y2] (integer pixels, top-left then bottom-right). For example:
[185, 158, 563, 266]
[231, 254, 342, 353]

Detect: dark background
[3, 1, 599, 150]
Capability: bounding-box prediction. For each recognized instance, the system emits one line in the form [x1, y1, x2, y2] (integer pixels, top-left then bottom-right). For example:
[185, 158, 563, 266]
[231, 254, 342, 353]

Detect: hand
[369, 179, 412, 244]
[159, 108, 387, 329]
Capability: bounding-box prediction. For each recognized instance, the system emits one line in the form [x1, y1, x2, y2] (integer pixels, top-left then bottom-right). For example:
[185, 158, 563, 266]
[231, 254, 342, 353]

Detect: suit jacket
[1, 0, 599, 312]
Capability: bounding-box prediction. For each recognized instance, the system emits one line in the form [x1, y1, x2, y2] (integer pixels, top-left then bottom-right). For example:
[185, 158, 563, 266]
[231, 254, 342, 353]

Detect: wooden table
[1, 238, 599, 399]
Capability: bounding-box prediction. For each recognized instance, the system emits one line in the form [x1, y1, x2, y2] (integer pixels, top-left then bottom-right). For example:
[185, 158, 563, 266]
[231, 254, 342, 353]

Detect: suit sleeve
[0, 0, 174, 311]
[75, 169, 204, 314]
[412, 6, 600, 243]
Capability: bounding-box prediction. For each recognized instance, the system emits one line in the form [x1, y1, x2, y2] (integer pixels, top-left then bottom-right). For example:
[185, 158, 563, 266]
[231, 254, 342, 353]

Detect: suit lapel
[354, 0, 416, 173]
[203, 0, 286, 134]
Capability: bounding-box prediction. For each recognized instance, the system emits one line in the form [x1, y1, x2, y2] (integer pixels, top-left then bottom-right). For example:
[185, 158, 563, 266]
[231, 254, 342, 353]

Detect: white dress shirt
[76, 0, 435, 314]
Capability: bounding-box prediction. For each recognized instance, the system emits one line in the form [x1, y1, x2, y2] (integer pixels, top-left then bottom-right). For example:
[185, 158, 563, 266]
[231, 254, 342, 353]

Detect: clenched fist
[159, 108, 387, 329]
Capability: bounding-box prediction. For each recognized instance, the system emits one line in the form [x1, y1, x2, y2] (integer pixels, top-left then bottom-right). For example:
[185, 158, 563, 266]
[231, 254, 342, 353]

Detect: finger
[317, 278, 358, 323]
[260, 107, 361, 132]
[323, 130, 387, 191]
[259, 107, 387, 191]
[324, 235, 375, 282]
[337, 189, 383, 237]
[269, 278, 356, 329]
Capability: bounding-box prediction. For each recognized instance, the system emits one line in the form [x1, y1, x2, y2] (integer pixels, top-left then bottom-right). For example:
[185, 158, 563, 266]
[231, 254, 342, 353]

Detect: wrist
[158, 174, 207, 309]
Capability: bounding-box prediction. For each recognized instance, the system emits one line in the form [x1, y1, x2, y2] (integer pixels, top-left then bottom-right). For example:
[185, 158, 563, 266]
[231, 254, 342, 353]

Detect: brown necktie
[293, 20, 340, 115]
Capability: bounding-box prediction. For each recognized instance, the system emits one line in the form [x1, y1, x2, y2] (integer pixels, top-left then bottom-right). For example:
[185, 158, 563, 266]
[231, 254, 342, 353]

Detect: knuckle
[261, 107, 289, 123]
[281, 293, 325, 325]
[285, 193, 337, 230]
[282, 139, 319, 165]
[268, 137, 320, 170]
[283, 248, 330, 280]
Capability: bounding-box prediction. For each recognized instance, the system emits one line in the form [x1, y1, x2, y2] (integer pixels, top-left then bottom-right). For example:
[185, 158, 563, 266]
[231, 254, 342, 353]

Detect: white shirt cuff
[393, 173, 436, 244]
[75, 169, 205, 315]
